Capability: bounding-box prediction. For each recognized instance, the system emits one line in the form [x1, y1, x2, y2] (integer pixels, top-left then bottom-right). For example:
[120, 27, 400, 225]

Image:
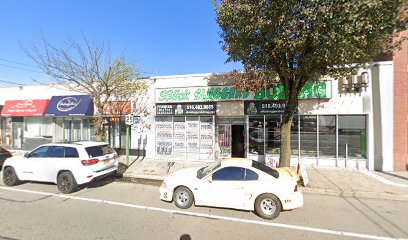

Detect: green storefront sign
[156, 81, 330, 103]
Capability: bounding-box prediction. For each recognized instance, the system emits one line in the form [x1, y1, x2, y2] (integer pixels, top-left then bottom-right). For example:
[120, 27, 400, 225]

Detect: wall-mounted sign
[244, 101, 296, 115]
[1, 99, 50, 117]
[156, 81, 331, 103]
[156, 103, 216, 116]
[45, 95, 94, 116]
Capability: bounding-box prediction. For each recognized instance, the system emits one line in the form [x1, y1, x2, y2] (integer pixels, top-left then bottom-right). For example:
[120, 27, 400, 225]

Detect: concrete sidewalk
[118, 156, 408, 202]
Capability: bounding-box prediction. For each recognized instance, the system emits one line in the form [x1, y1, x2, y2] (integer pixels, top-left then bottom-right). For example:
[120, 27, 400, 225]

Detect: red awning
[1, 99, 50, 117]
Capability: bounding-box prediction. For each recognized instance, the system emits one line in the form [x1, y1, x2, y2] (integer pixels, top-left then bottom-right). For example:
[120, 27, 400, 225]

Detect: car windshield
[197, 162, 221, 179]
[251, 160, 279, 178]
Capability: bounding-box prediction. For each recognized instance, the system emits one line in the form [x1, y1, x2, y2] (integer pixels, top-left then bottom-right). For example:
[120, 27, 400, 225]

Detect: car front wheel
[3, 167, 19, 186]
[57, 171, 78, 194]
[173, 186, 194, 209]
[255, 193, 282, 220]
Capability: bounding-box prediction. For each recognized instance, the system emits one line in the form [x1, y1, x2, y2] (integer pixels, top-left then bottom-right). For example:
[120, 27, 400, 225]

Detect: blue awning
[45, 95, 94, 116]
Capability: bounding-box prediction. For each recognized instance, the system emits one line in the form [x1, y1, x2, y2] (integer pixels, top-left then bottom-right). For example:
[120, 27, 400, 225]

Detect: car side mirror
[24, 152, 30, 158]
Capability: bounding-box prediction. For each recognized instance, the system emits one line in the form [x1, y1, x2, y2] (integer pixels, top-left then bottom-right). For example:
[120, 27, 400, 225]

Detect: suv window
[29, 146, 51, 158]
[85, 145, 115, 158]
[212, 167, 245, 181]
[64, 147, 79, 158]
[47, 146, 65, 158]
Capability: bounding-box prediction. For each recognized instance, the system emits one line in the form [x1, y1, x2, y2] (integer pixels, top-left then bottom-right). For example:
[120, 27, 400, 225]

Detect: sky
[0, 1, 242, 87]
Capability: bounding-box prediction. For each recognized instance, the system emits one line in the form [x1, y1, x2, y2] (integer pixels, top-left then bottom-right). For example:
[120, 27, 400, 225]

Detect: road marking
[0, 186, 406, 240]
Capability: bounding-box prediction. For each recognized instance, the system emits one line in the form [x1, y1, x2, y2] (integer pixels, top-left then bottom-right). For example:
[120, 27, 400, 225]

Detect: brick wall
[394, 30, 408, 171]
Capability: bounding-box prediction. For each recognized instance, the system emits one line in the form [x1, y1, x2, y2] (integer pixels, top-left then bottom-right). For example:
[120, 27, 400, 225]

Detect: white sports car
[160, 158, 303, 219]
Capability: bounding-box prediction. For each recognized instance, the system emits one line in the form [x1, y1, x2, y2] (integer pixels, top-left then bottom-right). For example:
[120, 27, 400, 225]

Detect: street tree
[215, 0, 408, 167]
[25, 37, 148, 141]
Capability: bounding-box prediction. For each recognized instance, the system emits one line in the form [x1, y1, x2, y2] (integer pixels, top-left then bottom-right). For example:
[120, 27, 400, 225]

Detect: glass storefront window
[200, 116, 214, 160]
[265, 116, 280, 154]
[291, 115, 299, 155]
[24, 117, 53, 138]
[249, 117, 264, 155]
[186, 116, 200, 159]
[155, 116, 173, 156]
[300, 115, 317, 157]
[338, 115, 366, 158]
[0, 117, 11, 145]
[173, 116, 186, 159]
[82, 119, 90, 141]
[218, 125, 231, 158]
[155, 116, 214, 161]
[319, 115, 336, 157]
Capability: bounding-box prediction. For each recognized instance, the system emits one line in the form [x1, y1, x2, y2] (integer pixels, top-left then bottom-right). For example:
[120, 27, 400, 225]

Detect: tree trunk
[94, 106, 107, 142]
[279, 78, 300, 167]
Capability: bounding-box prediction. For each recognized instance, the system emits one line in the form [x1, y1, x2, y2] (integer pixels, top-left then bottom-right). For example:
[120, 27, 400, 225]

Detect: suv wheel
[57, 171, 78, 194]
[3, 167, 19, 186]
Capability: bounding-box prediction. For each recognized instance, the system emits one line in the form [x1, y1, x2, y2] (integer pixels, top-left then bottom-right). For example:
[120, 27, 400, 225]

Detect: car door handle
[235, 187, 243, 190]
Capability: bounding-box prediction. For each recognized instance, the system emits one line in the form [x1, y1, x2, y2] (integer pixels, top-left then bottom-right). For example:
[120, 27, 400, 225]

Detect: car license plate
[104, 159, 110, 165]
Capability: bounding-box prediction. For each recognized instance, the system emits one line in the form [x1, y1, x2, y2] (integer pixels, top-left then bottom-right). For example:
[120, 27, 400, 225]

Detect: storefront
[45, 95, 95, 142]
[1, 99, 51, 150]
[154, 80, 367, 167]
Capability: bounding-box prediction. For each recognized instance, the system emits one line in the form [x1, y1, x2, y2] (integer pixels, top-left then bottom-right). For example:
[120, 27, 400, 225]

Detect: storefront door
[231, 125, 245, 158]
[12, 121, 23, 149]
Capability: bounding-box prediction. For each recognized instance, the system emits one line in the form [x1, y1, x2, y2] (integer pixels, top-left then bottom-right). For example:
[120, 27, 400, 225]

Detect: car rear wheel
[57, 171, 78, 194]
[173, 186, 194, 209]
[3, 167, 19, 186]
[255, 193, 282, 220]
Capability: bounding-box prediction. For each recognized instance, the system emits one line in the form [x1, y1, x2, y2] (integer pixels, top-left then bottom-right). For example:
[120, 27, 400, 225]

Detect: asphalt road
[0, 179, 407, 240]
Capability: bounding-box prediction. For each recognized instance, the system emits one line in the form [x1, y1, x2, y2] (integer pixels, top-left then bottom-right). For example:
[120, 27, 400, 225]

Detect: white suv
[1, 141, 119, 194]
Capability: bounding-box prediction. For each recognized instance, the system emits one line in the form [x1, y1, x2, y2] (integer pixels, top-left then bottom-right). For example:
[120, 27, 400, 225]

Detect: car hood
[165, 167, 202, 183]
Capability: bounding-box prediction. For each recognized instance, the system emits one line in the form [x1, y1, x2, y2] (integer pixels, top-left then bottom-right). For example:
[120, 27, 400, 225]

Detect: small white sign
[298, 161, 309, 186]
[125, 114, 134, 125]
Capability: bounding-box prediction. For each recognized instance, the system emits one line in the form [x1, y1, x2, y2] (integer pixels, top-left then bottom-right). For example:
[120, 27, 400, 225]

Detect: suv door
[21, 146, 52, 181]
[39, 146, 65, 182]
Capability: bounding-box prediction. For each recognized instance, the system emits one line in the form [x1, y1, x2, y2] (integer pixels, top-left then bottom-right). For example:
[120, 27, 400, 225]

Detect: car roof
[221, 158, 253, 168]
[40, 141, 109, 148]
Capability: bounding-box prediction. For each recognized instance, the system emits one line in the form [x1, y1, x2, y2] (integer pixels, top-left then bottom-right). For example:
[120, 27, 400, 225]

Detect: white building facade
[0, 61, 396, 171]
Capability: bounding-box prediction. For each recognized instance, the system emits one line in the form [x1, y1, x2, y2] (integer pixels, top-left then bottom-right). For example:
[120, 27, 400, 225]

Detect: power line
[0, 58, 38, 68]
[0, 78, 23, 86]
[0, 63, 44, 74]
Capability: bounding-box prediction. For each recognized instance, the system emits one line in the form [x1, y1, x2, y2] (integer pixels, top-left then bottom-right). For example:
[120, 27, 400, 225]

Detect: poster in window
[156, 121, 173, 155]
[186, 120, 199, 152]
[174, 121, 186, 151]
[200, 122, 214, 154]
[218, 125, 231, 158]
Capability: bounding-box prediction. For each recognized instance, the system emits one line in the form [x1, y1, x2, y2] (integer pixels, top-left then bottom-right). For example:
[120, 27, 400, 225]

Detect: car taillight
[4, 152, 12, 157]
[81, 159, 99, 166]
[114, 153, 119, 159]
[294, 185, 298, 192]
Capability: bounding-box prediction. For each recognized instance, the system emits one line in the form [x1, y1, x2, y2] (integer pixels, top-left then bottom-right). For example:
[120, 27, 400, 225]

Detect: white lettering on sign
[57, 97, 81, 112]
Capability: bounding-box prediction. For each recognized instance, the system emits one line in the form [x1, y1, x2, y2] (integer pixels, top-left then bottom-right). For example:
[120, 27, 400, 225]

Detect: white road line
[0, 186, 406, 240]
